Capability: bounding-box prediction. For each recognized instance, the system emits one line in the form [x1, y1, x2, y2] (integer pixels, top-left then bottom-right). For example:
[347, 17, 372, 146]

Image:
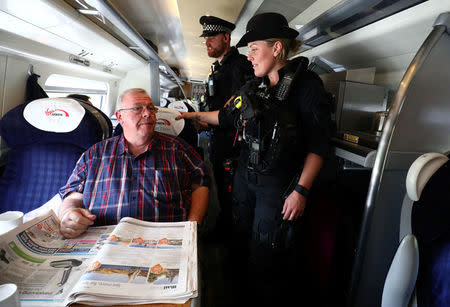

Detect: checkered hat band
[203, 24, 230, 33]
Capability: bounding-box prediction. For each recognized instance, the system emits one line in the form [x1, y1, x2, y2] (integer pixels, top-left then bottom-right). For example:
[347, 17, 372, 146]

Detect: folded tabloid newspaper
[0, 210, 198, 306]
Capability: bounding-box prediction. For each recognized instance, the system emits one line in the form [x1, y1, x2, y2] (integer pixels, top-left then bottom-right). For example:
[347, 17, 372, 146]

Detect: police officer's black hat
[199, 15, 235, 37]
[236, 13, 299, 47]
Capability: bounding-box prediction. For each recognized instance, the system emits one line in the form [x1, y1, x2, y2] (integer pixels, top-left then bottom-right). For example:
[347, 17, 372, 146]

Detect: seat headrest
[23, 98, 85, 132]
[154, 107, 185, 137]
[0, 97, 107, 149]
[406, 153, 449, 201]
[168, 100, 188, 113]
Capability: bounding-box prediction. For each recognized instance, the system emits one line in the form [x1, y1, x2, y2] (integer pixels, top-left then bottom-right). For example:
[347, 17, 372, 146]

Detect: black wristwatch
[294, 184, 309, 198]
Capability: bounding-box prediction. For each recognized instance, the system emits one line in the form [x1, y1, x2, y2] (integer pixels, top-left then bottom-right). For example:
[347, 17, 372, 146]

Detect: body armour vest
[239, 58, 309, 174]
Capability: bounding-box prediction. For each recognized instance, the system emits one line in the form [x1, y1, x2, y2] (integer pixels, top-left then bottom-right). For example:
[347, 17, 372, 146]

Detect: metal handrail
[88, 0, 185, 90]
[346, 22, 447, 307]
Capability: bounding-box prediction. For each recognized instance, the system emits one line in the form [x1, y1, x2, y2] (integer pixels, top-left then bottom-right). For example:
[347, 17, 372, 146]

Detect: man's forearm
[188, 186, 209, 224]
[58, 192, 84, 220]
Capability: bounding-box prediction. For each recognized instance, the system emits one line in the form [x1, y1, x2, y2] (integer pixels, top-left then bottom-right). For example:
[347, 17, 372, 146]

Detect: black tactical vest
[239, 59, 308, 174]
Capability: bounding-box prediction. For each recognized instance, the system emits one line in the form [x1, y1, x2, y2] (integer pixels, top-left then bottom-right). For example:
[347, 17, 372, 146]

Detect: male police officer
[199, 15, 253, 239]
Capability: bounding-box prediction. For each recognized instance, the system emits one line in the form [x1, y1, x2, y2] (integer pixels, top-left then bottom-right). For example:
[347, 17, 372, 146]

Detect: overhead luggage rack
[82, 0, 186, 101]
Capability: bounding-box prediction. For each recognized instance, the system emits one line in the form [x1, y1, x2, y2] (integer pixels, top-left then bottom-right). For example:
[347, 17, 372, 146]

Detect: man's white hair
[116, 88, 149, 110]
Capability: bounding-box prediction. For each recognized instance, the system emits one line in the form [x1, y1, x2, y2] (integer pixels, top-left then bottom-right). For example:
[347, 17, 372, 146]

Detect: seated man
[59, 88, 210, 238]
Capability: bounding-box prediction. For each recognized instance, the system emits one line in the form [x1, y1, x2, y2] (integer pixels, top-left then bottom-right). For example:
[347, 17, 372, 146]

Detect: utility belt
[240, 167, 292, 186]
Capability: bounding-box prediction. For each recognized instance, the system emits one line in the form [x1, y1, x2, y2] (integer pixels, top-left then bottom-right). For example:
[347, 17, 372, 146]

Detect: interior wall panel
[117, 66, 152, 105]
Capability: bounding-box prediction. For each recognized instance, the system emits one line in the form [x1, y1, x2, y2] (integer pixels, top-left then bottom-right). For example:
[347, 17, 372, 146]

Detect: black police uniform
[200, 16, 253, 237]
[207, 47, 253, 216]
[218, 57, 332, 304]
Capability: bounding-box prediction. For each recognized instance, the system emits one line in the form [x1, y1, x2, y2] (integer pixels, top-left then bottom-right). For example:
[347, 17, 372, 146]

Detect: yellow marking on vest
[234, 96, 242, 109]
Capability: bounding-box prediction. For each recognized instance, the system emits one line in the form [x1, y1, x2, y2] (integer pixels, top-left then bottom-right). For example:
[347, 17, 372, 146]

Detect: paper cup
[0, 211, 24, 235]
[0, 283, 20, 307]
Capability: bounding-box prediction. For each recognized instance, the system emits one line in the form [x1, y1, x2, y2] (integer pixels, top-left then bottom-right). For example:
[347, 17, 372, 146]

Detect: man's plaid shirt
[60, 133, 209, 225]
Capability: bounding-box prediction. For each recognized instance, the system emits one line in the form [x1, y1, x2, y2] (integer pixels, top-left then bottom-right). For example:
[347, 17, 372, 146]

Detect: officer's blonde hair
[265, 38, 302, 62]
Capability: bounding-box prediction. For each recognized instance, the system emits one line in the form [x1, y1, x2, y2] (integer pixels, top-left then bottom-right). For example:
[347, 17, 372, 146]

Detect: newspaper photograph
[68, 218, 198, 305]
[0, 211, 198, 306]
[0, 211, 113, 306]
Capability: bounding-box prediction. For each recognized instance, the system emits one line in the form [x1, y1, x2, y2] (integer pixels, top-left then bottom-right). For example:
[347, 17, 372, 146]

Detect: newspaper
[0, 210, 198, 306]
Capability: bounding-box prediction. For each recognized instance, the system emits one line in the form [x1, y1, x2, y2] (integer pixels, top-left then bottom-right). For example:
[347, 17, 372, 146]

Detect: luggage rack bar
[87, 0, 186, 101]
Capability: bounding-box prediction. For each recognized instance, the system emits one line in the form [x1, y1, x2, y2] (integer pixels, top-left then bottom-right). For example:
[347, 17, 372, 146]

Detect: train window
[44, 74, 108, 109]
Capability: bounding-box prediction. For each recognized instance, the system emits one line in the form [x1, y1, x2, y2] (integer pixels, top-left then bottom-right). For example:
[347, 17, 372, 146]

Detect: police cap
[236, 13, 298, 47]
[199, 15, 235, 37]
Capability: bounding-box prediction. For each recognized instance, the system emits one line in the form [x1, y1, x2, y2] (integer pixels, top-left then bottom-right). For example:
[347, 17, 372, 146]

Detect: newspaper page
[0, 210, 114, 307]
[66, 217, 198, 306]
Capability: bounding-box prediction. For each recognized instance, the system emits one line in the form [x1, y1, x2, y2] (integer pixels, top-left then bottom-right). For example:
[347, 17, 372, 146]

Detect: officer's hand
[175, 111, 195, 120]
[282, 191, 306, 220]
[60, 208, 96, 238]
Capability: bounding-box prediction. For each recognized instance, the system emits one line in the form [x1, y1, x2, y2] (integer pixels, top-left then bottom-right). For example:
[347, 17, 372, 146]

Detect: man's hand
[282, 191, 306, 220]
[60, 208, 96, 238]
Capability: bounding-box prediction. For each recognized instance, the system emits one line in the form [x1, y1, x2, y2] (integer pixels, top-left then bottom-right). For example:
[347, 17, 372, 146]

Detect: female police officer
[178, 12, 331, 305]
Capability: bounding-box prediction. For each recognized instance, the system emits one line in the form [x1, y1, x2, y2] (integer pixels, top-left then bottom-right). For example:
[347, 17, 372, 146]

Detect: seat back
[383, 153, 449, 307]
[382, 234, 419, 307]
[410, 154, 450, 307]
[0, 97, 112, 213]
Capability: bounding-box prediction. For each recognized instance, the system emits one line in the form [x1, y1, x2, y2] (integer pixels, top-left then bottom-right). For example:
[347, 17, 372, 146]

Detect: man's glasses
[118, 105, 158, 114]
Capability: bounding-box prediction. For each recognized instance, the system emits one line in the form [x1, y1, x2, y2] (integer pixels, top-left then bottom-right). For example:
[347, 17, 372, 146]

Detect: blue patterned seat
[411, 156, 450, 307]
[0, 97, 111, 213]
[383, 153, 449, 307]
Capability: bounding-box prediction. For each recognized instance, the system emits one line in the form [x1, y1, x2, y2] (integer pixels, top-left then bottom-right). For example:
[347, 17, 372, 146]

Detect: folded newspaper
[0, 210, 198, 306]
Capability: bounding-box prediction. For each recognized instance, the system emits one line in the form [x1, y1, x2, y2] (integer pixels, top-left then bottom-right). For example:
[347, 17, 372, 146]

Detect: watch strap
[294, 184, 309, 198]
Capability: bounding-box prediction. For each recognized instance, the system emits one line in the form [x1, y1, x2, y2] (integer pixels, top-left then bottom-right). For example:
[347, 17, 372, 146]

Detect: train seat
[382, 234, 419, 307]
[382, 153, 449, 307]
[0, 97, 112, 214]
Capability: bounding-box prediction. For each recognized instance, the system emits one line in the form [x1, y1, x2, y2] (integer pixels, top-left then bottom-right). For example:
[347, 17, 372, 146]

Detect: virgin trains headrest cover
[154, 107, 185, 137]
[24, 98, 85, 132]
[0, 97, 103, 148]
[168, 100, 188, 113]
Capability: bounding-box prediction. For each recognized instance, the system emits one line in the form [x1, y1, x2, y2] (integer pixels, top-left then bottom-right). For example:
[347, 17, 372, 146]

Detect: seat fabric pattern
[0, 101, 110, 213]
[412, 159, 450, 307]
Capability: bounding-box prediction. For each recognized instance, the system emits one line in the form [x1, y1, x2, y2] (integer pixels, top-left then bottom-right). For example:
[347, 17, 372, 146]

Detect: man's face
[116, 92, 157, 140]
[204, 33, 228, 58]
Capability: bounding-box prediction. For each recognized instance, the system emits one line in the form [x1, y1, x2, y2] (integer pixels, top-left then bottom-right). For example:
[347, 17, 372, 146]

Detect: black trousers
[209, 132, 236, 240]
[230, 167, 309, 306]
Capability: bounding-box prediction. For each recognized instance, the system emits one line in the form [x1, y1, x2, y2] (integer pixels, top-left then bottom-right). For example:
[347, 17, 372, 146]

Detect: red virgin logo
[45, 108, 69, 117]
[156, 118, 171, 126]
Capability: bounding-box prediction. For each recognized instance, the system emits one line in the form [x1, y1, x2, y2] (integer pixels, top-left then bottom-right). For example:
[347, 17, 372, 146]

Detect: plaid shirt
[59, 133, 209, 225]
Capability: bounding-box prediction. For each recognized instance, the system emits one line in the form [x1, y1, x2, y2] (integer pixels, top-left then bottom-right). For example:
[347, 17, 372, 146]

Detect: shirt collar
[213, 46, 238, 68]
[118, 133, 159, 156]
[118, 135, 127, 155]
[220, 46, 238, 65]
